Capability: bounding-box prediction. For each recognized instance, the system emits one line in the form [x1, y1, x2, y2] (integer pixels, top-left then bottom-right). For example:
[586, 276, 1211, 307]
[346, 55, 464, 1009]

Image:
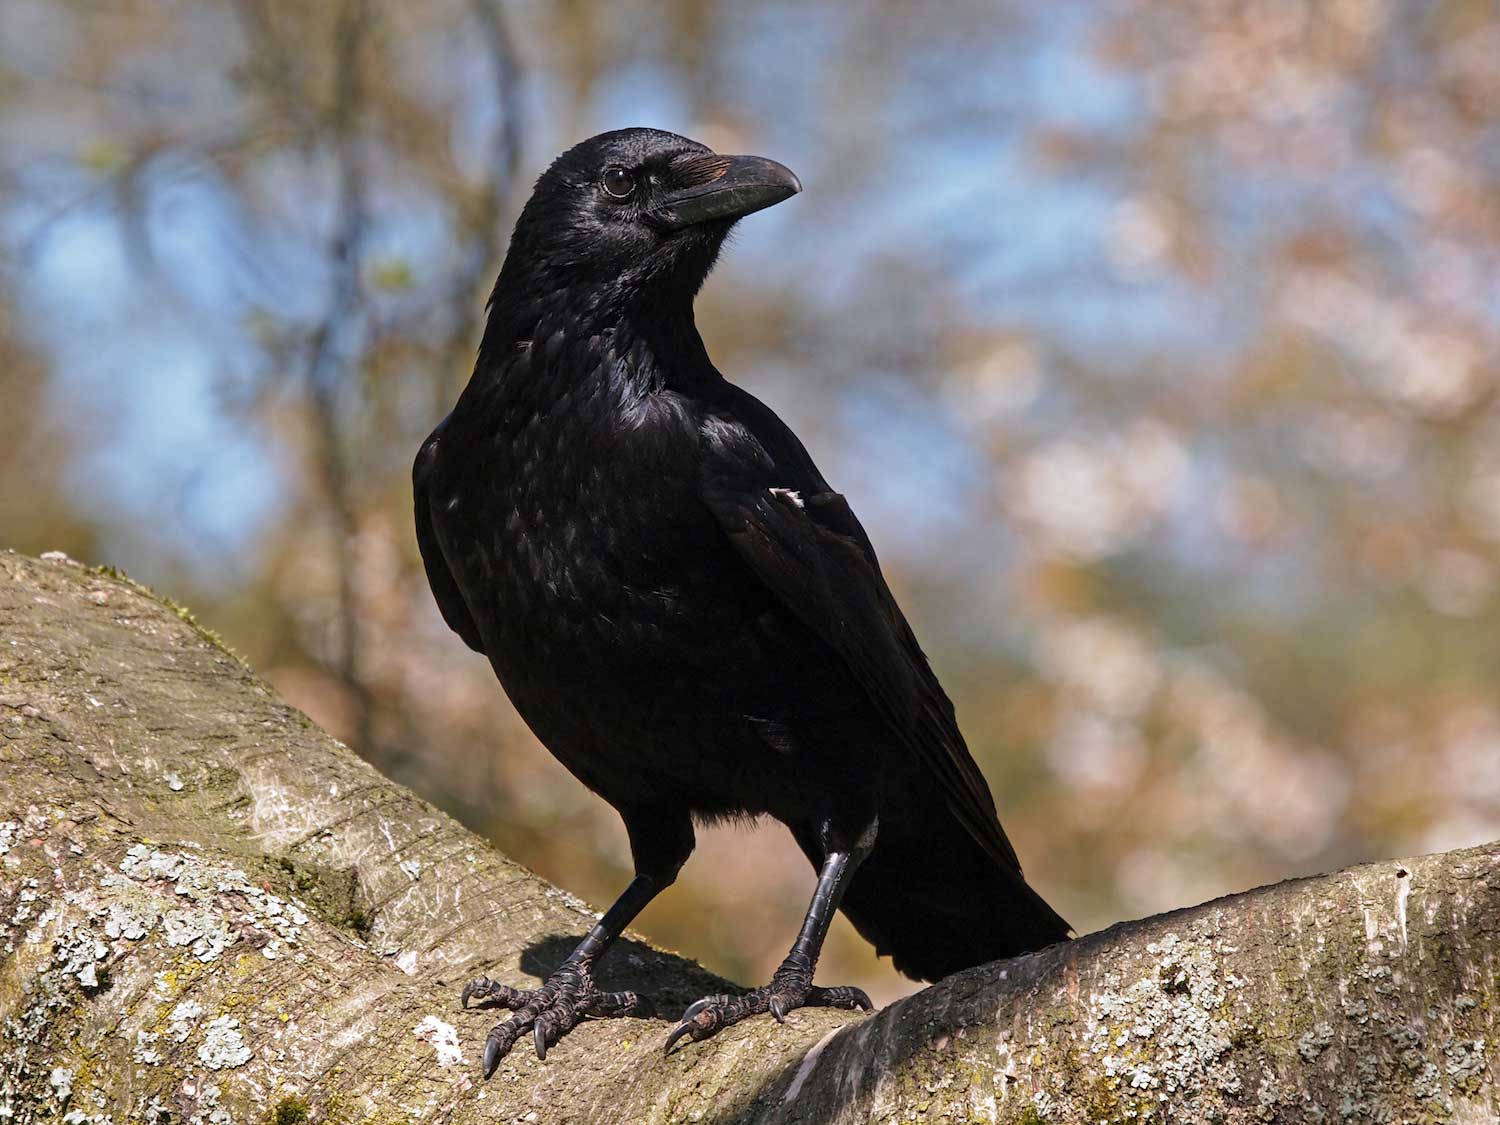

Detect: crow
[415, 127, 1069, 1076]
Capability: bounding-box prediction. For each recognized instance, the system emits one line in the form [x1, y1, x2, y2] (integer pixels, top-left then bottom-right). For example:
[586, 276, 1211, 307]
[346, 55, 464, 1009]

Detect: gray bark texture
[1, 549, 1497, 1125]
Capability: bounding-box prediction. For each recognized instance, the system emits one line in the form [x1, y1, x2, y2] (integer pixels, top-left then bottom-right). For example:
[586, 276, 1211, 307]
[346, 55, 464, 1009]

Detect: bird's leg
[464, 813, 692, 1075]
[665, 817, 877, 1052]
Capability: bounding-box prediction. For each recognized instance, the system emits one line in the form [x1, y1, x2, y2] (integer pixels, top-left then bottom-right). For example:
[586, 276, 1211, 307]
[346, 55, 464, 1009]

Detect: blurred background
[3, 0, 1498, 1005]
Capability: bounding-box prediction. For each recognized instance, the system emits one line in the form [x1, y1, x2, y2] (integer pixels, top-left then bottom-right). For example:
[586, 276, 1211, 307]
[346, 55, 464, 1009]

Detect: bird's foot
[663, 966, 871, 1053]
[461, 960, 648, 1075]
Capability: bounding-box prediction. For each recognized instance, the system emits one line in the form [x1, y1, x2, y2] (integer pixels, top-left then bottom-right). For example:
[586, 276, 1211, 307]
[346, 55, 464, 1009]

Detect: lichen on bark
[1, 549, 1496, 1123]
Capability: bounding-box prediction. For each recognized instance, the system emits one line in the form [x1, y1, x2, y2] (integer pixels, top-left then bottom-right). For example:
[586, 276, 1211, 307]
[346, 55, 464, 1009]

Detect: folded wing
[698, 398, 1028, 880]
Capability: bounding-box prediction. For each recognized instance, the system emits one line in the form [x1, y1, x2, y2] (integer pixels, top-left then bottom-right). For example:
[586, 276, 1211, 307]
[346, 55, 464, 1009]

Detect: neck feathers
[468, 277, 717, 420]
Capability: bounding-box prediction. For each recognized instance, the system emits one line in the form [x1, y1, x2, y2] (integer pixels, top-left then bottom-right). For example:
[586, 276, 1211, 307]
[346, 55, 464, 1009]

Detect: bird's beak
[653, 154, 802, 230]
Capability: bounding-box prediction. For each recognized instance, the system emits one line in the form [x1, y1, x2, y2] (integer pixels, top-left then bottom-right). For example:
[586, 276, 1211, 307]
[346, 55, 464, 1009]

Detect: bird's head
[498, 128, 801, 311]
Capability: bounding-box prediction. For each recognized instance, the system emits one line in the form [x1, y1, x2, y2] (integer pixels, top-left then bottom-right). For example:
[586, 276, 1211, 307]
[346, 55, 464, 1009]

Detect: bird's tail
[830, 815, 1070, 983]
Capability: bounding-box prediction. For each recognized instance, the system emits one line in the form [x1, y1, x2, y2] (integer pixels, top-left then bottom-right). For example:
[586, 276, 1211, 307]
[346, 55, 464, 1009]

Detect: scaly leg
[665, 816, 877, 1052]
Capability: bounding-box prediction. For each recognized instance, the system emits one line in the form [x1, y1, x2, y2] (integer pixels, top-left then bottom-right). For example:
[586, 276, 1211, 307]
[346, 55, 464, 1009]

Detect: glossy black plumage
[416, 128, 1068, 1071]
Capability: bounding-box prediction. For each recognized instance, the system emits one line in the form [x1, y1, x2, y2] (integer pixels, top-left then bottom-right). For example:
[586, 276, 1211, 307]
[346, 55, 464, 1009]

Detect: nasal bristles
[671, 153, 731, 187]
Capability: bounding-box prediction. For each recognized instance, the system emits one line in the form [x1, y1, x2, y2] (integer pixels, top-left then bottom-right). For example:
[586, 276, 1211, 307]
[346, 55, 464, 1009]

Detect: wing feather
[699, 399, 1023, 875]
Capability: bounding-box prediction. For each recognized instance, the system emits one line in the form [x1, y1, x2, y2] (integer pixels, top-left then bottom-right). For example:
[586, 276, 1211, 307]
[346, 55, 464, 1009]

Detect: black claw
[769, 995, 787, 1024]
[461, 977, 484, 1009]
[663, 1019, 698, 1055]
[482, 1034, 503, 1079]
[534, 1021, 548, 1060]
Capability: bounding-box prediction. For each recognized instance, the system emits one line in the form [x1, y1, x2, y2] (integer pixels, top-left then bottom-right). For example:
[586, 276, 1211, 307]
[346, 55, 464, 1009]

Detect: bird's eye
[602, 166, 636, 198]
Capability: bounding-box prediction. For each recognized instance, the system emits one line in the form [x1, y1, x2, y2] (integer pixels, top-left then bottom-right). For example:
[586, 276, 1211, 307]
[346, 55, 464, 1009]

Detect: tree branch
[1, 549, 1495, 1123]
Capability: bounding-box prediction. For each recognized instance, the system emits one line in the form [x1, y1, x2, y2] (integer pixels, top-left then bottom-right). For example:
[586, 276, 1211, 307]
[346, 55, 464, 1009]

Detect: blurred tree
[0, 301, 100, 564]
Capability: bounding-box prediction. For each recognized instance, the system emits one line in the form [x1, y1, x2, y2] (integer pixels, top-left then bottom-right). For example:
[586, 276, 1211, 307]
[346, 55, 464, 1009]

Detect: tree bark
[1, 548, 1495, 1124]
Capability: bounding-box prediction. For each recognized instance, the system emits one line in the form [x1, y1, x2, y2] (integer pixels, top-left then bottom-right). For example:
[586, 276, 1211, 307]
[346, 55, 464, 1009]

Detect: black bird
[415, 127, 1069, 1075]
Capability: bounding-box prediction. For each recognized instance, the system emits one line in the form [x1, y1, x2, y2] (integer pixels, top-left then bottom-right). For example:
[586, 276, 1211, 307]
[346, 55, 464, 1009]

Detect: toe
[679, 995, 723, 1024]
[807, 984, 873, 1012]
[462, 975, 530, 1011]
[663, 993, 753, 1053]
[532, 1003, 578, 1061]
[586, 988, 646, 1018]
[461, 976, 493, 1009]
[483, 1016, 527, 1078]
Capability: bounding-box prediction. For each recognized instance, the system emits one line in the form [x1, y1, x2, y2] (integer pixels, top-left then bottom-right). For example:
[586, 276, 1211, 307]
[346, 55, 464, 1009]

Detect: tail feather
[833, 822, 1070, 983]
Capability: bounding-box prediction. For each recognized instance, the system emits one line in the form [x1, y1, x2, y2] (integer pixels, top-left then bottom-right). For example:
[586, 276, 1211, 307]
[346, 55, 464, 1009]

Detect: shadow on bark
[515, 932, 737, 1018]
